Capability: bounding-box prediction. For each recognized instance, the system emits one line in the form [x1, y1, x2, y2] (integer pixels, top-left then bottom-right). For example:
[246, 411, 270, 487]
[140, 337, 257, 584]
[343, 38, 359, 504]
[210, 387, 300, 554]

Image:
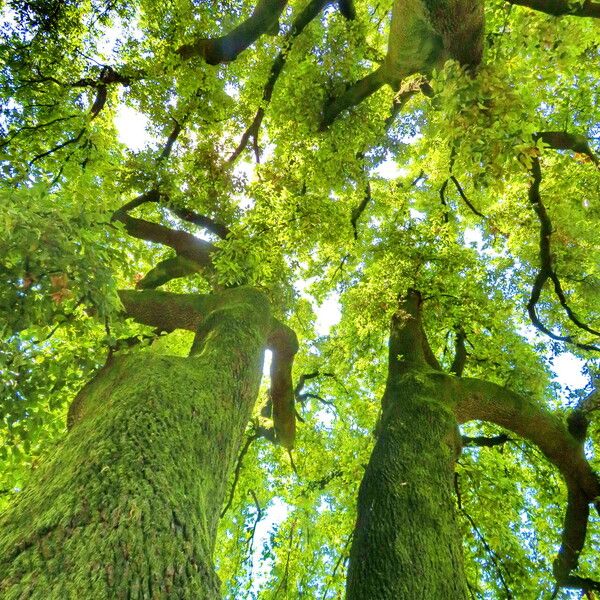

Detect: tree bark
[0, 288, 272, 599]
[345, 291, 468, 599]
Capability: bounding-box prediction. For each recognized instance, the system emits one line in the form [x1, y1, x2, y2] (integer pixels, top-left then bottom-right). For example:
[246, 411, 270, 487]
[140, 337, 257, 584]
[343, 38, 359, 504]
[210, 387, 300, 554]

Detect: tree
[0, 0, 599, 597]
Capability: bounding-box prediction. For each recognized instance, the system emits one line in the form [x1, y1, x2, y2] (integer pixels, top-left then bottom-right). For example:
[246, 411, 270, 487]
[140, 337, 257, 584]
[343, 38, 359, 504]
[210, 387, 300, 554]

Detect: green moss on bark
[0, 290, 271, 599]
[346, 372, 468, 600]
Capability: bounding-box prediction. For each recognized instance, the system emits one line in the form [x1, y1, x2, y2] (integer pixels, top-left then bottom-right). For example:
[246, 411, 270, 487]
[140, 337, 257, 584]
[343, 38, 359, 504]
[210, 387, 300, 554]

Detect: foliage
[1, 0, 599, 597]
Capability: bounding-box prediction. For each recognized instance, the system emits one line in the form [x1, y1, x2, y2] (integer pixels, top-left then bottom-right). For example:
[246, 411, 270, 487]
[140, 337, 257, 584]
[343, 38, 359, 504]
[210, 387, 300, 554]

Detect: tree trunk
[346, 374, 468, 600]
[346, 291, 468, 600]
[0, 289, 271, 599]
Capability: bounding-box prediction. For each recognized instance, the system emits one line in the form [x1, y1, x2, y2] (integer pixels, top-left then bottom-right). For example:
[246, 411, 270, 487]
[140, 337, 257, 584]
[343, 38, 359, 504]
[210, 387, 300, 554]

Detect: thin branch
[320, 533, 354, 600]
[526, 156, 600, 351]
[450, 175, 485, 218]
[227, 0, 328, 162]
[221, 433, 259, 517]
[29, 128, 86, 164]
[454, 473, 514, 598]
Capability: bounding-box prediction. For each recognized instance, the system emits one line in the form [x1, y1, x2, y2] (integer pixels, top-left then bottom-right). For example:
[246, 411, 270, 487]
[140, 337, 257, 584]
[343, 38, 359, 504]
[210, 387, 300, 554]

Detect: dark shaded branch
[526, 157, 600, 351]
[220, 433, 259, 517]
[113, 211, 215, 268]
[337, 0, 356, 19]
[166, 205, 231, 239]
[160, 119, 183, 160]
[450, 176, 485, 217]
[461, 433, 509, 447]
[450, 326, 467, 376]
[454, 473, 514, 598]
[507, 0, 600, 18]
[535, 131, 599, 164]
[29, 128, 86, 164]
[177, 0, 288, 63]
[321, 66, 387, 129]
[117, 190, 230, 240]
[351, 181, 372, 240]
[0, 114, 79, 150]
[228, 0, 328, 162]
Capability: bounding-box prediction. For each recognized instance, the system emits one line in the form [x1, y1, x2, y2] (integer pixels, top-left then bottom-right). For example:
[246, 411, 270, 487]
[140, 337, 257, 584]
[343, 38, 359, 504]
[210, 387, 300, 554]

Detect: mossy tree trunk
[345, 290, 468, 600]
[0, 287, 273, 599]
[345, 290, 600, 599]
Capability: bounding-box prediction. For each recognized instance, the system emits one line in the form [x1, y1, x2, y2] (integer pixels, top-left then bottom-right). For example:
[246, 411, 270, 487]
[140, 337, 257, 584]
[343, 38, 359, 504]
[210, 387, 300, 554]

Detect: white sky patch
[249, 497, 290, 593]
[114, 105, 152, 151]
[263, 349, 272, 377]
[315, 294, 342, 336]
[373, 159, 408, 180]
[551, 354, 588, 390]
[463, 227, 484, 251]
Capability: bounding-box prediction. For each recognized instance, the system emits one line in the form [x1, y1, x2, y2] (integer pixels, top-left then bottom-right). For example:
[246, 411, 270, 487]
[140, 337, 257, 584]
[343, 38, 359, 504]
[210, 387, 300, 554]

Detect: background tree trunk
[345, 371, 468, 600]
[346, 291, 468, 600]
[0, 293, 271, 599]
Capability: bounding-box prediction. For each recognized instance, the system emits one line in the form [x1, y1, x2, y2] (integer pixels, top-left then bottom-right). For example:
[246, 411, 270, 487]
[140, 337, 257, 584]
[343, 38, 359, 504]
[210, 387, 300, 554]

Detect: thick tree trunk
[346, 291, 468, 600]
[0, 289, 271, 599]
[346, 374, 467, 600]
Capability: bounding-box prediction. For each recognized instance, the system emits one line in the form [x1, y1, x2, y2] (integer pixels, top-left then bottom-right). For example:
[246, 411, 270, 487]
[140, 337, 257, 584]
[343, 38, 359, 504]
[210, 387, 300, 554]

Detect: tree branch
[461, 433, 510, 447]
[113, 211, 215, 268]
[177, 0, 288, 63]
[351, 181, 373, 240]
[526, 156, 600, 351]
[321, 66, 388, 129]
[535, 131, 599, 164]
[453, 376, 600, 588]
[507, 0, 600, 18]
[450, 326, 467, 376]
[268, 320, 300, 449]
[228, 0, 329, 162]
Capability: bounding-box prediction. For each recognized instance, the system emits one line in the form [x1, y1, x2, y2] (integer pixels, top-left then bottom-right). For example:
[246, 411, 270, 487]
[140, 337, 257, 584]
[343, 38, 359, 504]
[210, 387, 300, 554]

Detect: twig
[221, 433, 260, 517]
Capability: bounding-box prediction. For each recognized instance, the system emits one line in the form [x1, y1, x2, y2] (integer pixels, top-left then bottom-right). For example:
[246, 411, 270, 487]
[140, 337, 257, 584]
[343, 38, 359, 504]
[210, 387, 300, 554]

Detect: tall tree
[0, 0, 599, 598]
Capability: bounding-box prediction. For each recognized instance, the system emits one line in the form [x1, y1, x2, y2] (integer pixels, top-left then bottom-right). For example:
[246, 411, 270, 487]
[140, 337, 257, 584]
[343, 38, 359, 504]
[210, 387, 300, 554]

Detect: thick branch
[526, 157, 600, 351]
[116, 191, 230, 239]
[453, 376, 600, 585]
[268, 320, 300, 449]
[113, 211, 215, 268]
[321, 67, 388, 129]
[535, 131, 599, 164]
[450, 326, 467, 376]
[389, 290, 441, 374]
[136, 256, 201, 289]
[507, 0, 600, 18]
[177, 0, 288, 63]
[351, 181, 372, 240]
